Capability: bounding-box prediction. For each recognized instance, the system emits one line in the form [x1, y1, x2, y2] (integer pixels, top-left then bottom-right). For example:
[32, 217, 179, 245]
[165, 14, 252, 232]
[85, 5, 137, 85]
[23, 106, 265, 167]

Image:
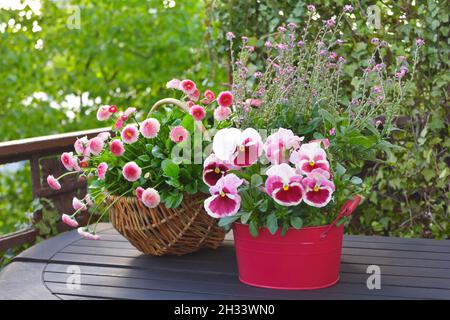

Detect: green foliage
[213, 0, 449, 238]
[0, 0, 226, 237]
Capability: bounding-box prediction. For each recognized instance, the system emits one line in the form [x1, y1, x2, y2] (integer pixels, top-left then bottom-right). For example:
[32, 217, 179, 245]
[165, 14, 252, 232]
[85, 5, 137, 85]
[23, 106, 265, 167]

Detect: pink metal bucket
[233, 196, 361, 290]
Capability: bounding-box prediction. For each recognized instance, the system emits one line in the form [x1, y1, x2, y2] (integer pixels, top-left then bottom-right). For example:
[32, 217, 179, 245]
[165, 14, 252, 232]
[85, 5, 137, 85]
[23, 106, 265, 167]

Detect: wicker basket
[108, 194, 225, 255]
[106, 98, 224, 255]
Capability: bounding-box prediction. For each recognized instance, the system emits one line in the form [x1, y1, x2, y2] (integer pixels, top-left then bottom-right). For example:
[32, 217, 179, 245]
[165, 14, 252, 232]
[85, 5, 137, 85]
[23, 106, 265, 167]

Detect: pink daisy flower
[122, 162, 142, 182]
[77, 227, 100, 240]
[97, 132, 110, 141]
[202, 90, 215, 104]
[140, 118, 160, 138]
[121, 124, 139, 144]
[96, 105, 111, 121]
[188, 88, 200, 101]
[169, 126, 189, 143]
[74, 136, 88, 155]
[141, 188, 160, 208]
[61, 152, 76, 171]
[110, 139, 125, 157]
[47, 175, 61, 190]
[97, 162, 108, 180]
[217, 91, 233, 108]
[166, 78, 181, 89]
[189, 105, 206, 121]
[180, 79, 197, 95]
[135, 186, 144, 201]
[124, 107, 137, 117]
[114, 117, 125, 131]
[88, 137, 104, 156]
[214, 106, 231, 121]
[204, 174, 244, 218]
[72, 197, 86, 211]
[62, 214, 79, 228]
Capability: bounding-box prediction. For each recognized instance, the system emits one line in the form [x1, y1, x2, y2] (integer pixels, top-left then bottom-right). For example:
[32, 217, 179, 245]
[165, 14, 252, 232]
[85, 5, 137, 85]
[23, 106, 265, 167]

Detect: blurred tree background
[0, 0, 448, 244]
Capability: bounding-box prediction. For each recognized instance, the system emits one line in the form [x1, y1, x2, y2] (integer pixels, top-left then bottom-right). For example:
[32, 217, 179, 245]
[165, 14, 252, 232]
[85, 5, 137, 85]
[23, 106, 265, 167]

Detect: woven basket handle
[148, 98, 210, 140]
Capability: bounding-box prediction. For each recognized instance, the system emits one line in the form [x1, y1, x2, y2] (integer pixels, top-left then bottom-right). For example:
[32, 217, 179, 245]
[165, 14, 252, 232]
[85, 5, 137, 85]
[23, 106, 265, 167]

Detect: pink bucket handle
[320, 195, 362, 240]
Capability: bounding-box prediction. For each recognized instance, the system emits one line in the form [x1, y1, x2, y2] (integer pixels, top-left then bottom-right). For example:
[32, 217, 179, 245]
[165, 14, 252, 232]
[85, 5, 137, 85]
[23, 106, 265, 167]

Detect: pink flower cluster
[203, 128, 335, 218]
[166, 78, 234, 122]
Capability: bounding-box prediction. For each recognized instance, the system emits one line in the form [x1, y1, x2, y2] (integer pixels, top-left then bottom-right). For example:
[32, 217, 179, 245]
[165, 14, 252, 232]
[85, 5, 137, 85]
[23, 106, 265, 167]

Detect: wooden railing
[0, 128, 109, 253]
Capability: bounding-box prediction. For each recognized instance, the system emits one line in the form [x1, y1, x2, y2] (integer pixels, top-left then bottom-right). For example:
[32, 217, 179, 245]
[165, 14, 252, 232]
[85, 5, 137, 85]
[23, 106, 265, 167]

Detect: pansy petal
[272, 183, 303, 206]
[212, 128, 241, 162]
[204, 194, 241, 218]
[304, 187, 333, 208]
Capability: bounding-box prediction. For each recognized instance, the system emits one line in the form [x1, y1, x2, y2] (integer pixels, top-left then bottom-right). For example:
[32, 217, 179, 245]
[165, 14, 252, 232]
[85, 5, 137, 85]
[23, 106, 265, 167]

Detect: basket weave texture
[108, 194, 225, 256]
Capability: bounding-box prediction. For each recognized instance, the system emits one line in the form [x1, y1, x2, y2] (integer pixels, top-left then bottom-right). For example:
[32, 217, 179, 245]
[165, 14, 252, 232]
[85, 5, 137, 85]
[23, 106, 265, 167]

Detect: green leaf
[161, 159, 180, 178]
[290, 216, 303, 229]
[249, 220, 259, 237]
[151, 146, 165, 159]
[335, 163, 346, 176]
[266, 213, 278, 235]
[250, 174, 263, 187]
[138, 155, 150, 162]
[218, 215, 239, 227]
[350, 176, 363, 185]
[240, 211, 252, 224]
[259, 199, 269, 212]
[349, 135, 376, 148]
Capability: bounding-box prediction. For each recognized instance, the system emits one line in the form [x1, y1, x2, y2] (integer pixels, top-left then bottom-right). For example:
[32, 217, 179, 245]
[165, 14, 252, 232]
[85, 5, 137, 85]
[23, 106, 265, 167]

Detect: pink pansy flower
[217, 91, 233, 108]
[96, 105, 111, 121]
[204, 174, 244, 218]
[124, 107, 137, 118]
[47, 175, 61, 190]
[88, 137, 104, 156]
[97, 132, 110, 141]
[61, 152, 76, 171]
[265, 163, 304, 206]
[122, 162, 142, 182]
[190, 105, 206, 121]
[188, 88, 200, 101]
[72, 197, 86, 211]
[180, 79, 197, 95]
[166, 78, 181, 89]
[62, 214, 79, 228]
[141, 188, 160, 208]
[135, 186, 145, 201]
[202, 90, 215, 104]
[74, 136, 88, 155]
[169, 126, 189, 143]
[110, 139, 125, 157]
[213, 128, 263, 167]
[202, 154, 232, 187]
[97, 162, 108, 180]
[121, 124, 139, 144]
[264, 128, 303, 164]
[77, 227, 100, 240]
[290, 142, 330, 175]
[214, 106, 231, 121]
[302, 169, 335, 208]
[140, 118, 160, 138]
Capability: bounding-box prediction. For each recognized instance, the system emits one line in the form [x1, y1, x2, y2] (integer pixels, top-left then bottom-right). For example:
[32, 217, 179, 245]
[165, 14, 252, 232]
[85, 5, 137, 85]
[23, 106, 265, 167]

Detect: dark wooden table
[1, 223, 449, 300]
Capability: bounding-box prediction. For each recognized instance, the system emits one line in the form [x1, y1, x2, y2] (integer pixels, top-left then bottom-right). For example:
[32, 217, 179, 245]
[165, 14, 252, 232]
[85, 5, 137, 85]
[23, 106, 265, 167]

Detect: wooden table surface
[1, 223, 449, 300]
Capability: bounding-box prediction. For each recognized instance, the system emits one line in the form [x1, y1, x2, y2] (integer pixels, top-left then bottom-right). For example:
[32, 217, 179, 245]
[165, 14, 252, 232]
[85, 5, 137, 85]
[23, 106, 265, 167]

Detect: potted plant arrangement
[200, 4, 423, 289]
[46, 79, 236, 256]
